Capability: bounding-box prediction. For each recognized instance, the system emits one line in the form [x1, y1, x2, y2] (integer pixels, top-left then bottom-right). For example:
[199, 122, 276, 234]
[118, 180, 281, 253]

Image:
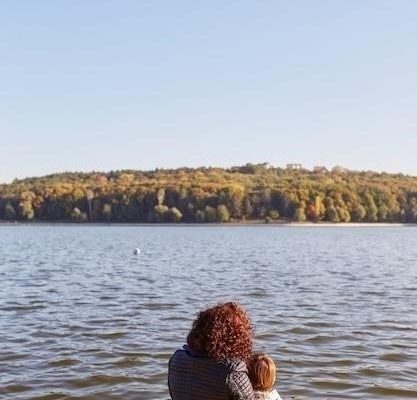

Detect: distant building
[313, 166, 328, 173]
[286, 163, 302, 170]
[261, 162, 273, 170]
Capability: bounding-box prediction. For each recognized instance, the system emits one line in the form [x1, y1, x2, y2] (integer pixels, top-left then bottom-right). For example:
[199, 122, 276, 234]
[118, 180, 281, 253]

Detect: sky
[1, 1, 417, 183]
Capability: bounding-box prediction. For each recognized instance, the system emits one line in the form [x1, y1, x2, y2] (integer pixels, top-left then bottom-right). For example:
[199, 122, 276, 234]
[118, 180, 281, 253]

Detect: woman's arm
[226, 362, 254, 400]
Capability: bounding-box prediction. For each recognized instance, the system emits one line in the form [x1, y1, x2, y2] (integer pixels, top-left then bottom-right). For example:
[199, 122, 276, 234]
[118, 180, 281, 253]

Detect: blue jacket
[168, 345, 254, 400]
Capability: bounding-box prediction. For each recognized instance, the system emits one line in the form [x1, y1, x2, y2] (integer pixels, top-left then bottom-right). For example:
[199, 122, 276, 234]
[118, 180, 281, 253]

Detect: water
[1, 225, 417, 400]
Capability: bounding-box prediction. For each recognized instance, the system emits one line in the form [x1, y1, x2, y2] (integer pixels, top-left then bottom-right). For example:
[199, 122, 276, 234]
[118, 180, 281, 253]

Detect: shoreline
[0, 220, 414, 227]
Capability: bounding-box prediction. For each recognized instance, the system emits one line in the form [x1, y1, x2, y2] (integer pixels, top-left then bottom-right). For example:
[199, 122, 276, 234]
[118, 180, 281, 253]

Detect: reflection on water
[1, 225, 417, 399]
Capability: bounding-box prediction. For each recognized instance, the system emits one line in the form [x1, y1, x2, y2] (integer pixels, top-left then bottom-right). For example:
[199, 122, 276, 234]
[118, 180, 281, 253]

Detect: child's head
[248, 353, 277, 391]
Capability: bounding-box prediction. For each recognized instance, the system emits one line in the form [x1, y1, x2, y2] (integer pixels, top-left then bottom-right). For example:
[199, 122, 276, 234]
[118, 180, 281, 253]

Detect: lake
[1, 225, 416, 399]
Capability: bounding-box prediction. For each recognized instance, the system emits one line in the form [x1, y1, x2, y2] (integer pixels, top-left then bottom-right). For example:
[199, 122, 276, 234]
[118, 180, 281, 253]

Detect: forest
[1, 164, 417, 223]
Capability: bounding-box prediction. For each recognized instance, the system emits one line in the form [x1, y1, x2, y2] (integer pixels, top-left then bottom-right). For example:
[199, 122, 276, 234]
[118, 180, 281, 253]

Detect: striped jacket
[168, 345, 254, 400]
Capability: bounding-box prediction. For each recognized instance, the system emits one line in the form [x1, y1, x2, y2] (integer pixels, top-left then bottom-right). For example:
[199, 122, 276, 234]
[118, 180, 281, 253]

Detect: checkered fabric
[168, 346, 254, 400]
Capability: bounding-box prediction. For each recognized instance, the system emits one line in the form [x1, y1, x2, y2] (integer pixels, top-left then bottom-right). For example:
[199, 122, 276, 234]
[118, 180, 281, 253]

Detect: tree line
[1, 164, 417, 223]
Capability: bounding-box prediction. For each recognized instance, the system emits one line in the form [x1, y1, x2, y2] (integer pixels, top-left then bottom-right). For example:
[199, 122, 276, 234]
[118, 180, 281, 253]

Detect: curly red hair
[187, 302, 253, 363]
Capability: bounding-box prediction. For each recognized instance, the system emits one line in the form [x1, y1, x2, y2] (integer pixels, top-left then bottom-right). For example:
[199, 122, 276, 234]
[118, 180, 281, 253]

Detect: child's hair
[248, 353, 277, 391]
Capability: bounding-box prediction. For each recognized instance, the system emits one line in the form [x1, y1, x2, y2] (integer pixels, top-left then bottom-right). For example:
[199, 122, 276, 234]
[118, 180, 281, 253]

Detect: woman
[168, 302, 254, 400]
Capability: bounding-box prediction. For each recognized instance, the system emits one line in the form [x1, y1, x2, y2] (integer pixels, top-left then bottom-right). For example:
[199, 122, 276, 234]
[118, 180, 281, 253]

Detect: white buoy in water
[133, 248, 141, 255]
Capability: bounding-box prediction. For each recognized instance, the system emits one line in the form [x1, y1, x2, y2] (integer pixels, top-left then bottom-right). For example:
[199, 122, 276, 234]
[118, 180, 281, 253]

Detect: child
[248, 353, 283, 400]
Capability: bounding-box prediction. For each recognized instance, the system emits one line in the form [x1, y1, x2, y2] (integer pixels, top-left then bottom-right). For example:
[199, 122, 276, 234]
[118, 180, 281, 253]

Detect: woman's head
[187, 302, 253, 363]
[248, 353, 277, 391]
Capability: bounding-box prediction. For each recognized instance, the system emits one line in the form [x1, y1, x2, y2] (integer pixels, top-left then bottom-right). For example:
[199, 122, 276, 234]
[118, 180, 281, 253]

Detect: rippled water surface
[1, 225, 417, 399]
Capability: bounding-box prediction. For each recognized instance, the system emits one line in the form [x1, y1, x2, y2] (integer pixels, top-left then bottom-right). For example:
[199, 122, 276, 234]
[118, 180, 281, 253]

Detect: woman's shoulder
[169, 347, 186, 361]
[169, 346, 248, 375]
[170, 345, 203, 361]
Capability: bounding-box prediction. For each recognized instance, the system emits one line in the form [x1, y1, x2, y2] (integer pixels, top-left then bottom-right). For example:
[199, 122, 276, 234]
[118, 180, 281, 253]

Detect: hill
[1, 164, 417, 223]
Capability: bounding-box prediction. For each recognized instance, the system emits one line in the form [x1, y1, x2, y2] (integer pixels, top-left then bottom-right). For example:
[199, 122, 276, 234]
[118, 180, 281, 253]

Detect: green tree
[19, 191, 36, 220]
[153, 204, 169, 222]
[5, 202, 16, 220]
[363, 193, 378, 222]
[167, 207, 183, 222]
[351, 204, 366, 222]
[71, 207, 88, 222]
[325, 205, 339, 222]
[19, 200, 34, 220]
[294, 206, 306, 222]
[157, 188, 165, 205]
[377, 204, 389, 221]
[195, 210, 205, 223]
[243, 198, 253, 219]
[102, 203, 112, 221]
[85, 189, 94, 221]
[336, 206, 351, 222]
[405, 197, 417, 222]
[216, 204, 230, 222]
[204, 206, 217, 222]
[268, 209, 280, 220]
[314, 195, 326, 220]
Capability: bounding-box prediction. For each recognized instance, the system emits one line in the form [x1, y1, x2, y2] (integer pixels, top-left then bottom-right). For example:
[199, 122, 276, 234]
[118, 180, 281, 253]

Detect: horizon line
[1, 162, 416, 184]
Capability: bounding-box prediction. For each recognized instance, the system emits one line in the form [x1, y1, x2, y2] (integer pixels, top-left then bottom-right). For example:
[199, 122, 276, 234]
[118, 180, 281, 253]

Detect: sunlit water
[1, 225, 417, 400]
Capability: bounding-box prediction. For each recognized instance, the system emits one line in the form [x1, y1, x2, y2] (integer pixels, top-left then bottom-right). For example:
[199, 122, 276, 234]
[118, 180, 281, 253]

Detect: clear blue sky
[1, 1, 417, 183]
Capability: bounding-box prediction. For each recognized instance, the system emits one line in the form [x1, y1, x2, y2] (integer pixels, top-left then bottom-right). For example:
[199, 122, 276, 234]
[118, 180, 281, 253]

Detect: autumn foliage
[1, 164, 417, 223]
